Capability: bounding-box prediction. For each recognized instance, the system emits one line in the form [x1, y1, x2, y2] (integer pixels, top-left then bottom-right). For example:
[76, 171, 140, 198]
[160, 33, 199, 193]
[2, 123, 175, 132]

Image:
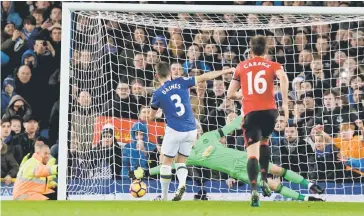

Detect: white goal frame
[59, 3, 364, 200]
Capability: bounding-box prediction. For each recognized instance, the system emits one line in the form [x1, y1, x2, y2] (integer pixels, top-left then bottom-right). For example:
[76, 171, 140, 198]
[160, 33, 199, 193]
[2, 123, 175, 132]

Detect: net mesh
[66, 10, 364, 200]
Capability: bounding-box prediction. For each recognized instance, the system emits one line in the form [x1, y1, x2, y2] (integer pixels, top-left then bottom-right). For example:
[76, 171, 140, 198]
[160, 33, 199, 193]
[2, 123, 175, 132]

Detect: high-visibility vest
[12, 153, 57, 200]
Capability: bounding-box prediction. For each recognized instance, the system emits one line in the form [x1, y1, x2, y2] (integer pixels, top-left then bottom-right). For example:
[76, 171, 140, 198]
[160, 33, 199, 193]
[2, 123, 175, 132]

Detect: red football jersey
[233, 56, 281, 115]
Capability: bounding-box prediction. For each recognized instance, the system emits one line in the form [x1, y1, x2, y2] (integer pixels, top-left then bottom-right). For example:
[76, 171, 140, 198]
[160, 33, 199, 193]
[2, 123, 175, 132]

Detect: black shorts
[242, 109, 278, 146]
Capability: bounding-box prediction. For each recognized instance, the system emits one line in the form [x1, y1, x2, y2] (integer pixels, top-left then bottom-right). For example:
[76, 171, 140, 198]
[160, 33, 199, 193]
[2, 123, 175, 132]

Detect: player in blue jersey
[148, 62, 234, 201]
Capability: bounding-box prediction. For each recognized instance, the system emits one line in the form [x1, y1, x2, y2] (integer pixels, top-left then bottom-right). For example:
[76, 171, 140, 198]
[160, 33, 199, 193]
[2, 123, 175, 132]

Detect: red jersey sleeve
[233, 63, 242, 81]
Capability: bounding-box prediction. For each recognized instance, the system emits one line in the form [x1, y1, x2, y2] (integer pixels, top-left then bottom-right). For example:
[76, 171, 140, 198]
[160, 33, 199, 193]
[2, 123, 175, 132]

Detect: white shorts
[161, 126, 197, 158]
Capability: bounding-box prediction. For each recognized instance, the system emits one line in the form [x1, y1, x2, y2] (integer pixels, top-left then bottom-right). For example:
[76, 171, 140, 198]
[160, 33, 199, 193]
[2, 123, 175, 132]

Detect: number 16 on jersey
[247, 70, 267, 95]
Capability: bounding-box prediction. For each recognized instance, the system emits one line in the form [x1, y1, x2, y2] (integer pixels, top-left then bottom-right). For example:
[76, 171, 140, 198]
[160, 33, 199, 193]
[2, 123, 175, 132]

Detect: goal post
[59, 3, 364, 201]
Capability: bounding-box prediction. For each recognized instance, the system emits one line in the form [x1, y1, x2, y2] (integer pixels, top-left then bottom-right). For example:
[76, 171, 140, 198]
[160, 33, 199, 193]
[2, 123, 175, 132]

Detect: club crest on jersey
[202, 145, 214, 158]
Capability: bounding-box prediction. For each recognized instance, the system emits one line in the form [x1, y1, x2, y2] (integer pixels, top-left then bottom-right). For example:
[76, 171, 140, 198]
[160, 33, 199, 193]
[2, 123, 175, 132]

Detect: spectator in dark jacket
[130, 78, 150, 115]
[1, 76, 17, 115]
[2, 94, 32, 122]
[1, 142, 19, 185]
[10, 115, 23, 134]
[21, 49, 38, 69]
[1, 118, 12, 144]
[20, 48, 56, 128]
[70, 90, 96, 153]
[207, 78, 225, 107]
[13, 65, 37, 109]
[103, 82, 138, 119]
[277, 124, 313, 178]
[7, 115, 39, 164]
[49, 25, 61, 64]
[91, 125, 122, 179]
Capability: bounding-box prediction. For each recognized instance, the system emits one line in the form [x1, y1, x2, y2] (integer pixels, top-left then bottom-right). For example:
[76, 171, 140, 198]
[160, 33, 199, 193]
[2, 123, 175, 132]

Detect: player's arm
[227, 65, 241, 100]
[195, 68, 234, 84]
[227, 81, 242, 100]
[149, 91, 159, 121]
[275, 68, 289, 104]
[275, 68, 289, 117]
[148, 108, 158, 121]
[218, 115, 243, 138]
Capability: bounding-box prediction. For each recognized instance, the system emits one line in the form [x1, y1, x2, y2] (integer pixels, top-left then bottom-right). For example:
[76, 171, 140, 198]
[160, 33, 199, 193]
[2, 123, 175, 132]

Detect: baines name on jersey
[162, 84, 181, 94]
[244, 61, 271, 69]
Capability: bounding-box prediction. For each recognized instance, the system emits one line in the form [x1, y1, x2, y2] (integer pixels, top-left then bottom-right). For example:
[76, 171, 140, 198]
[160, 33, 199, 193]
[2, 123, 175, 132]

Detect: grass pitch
[2, 201, 363, 216]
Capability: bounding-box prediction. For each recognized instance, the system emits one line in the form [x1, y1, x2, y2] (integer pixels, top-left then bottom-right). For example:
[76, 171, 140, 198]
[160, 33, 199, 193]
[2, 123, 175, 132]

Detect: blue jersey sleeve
[150, 91, 160, 110]
[179, 76, 196, 89]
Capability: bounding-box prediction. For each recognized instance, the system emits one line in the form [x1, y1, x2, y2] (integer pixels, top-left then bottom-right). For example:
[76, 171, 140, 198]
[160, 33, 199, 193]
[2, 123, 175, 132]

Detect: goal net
[61, 4, 364, 201]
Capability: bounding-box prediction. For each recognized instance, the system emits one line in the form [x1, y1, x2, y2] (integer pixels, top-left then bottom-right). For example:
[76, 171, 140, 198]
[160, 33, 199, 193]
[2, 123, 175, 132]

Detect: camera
[42, 41, 47, 46]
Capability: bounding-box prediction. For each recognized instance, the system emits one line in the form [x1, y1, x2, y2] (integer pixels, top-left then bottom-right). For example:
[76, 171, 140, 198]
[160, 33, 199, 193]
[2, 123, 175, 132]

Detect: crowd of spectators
[1, 1, 364, 192]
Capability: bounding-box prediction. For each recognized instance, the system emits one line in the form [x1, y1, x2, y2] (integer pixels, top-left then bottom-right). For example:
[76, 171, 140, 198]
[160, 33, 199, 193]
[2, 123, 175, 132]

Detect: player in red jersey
[227, 35, 289, 207]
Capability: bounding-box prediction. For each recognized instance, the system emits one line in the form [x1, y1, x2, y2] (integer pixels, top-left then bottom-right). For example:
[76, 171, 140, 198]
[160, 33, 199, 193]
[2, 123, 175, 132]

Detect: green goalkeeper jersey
[186, 116, 249, 179]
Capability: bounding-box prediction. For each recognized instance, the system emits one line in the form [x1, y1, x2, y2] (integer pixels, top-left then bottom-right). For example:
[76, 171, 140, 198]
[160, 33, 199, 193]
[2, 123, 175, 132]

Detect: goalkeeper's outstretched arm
[129, 164, 177, 179]
[219, 115, 243, 138]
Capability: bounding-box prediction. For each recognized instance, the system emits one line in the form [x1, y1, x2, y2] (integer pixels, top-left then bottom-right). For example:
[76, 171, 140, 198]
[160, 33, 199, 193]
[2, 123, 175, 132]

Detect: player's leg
[269, 164, 325, 194]
[159, 127, 179, 201]
[243, 113, 262, 207]
[259, 137, 270, 182]
[243, 124, 261, 189]
[267, 178, 323, 201]
[256, 110, 278, 197]
[172, 129, 197, 201]
[259, 110, 278, 183]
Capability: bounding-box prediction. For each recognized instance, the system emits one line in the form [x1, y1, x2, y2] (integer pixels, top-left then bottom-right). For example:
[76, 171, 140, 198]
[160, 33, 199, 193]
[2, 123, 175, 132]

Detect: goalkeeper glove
[134, 167, 145, 179]
[128, 167, 145, 179]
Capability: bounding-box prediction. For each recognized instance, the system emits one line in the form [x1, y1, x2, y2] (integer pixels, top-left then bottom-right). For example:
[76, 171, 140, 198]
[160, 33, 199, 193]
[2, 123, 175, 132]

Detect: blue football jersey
[151, 77, 196, 132]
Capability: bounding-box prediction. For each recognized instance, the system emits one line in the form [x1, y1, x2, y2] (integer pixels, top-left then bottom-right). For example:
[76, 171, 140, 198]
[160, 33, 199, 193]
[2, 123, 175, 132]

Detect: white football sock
[160, 165, 172, 200]
[175, 163, 188, 189]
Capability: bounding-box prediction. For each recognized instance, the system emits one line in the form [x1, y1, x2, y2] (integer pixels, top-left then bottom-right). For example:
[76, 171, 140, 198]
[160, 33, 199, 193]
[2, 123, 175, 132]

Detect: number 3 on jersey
[247, 70, 267, 95]
[171, 94, 185, 116]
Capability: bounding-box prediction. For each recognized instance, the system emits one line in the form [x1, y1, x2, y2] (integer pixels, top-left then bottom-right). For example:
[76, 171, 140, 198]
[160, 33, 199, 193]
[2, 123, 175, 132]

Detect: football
[130, 180, 147, 198]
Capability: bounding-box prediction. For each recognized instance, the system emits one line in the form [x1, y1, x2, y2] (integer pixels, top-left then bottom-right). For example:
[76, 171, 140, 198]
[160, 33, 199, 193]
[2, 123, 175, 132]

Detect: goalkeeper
[130, 115, 324, 201]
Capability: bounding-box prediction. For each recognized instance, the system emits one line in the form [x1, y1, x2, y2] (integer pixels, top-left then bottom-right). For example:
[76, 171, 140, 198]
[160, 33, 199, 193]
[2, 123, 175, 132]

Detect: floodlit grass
[2, 201, 363, 216]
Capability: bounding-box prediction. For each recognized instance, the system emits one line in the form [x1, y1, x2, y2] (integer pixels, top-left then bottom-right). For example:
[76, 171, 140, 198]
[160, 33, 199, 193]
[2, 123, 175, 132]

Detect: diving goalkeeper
[130, 115, 324, 201]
